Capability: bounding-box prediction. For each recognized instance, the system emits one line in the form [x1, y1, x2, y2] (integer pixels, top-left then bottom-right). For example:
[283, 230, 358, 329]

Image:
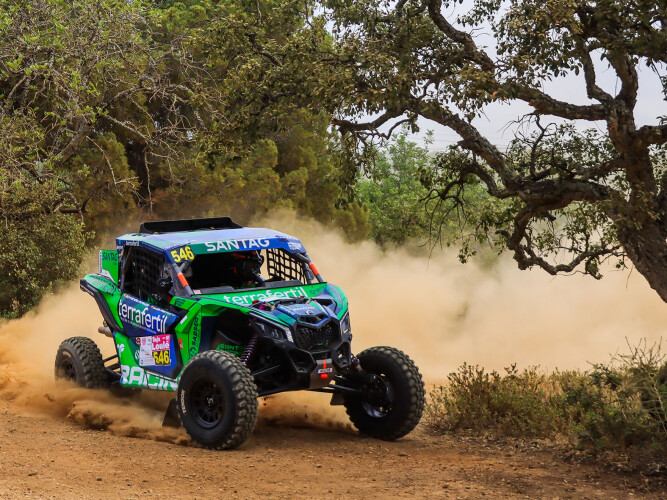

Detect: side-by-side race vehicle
[55, 217, 425, 449]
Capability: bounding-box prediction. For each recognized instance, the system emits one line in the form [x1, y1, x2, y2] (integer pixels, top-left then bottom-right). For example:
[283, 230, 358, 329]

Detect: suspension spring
[240, 333, 258, 366]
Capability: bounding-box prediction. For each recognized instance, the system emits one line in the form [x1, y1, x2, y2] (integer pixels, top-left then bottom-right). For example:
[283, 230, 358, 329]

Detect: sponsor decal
[180, 389, 187, 413]
[85, 275, 117, 295]
[120, 365, 177, 391]
[189, 315, 201, 358]
[317, 367, 333, 374]
[101, 251, 118, 262]
[139, 334, 172, 367]
[203, 238, 271, 252]
[286, 304, 322, 316]
[172, 298, 187, 308]
[216, 344, 245, 356]
[217, 286, 310, 307]
[99, 250, 118, 277]
[287, 241, 303, 251]
[119, 302, 170, 335]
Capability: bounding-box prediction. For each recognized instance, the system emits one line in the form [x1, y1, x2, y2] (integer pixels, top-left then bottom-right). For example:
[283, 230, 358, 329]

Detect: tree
[149, 0, 368, 236]
[357, 131, 433, 245]
[323, 0, 667, 299]
[0, 0, 368, 316]
[0, 0, 209, 226]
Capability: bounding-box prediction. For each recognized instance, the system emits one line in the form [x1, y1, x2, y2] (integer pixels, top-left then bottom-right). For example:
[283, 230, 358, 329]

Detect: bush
[424, 363, 561, 438]
[556, 339, 666, 453]
[425, 340, 667, 462]
[0, 178, 89, 318]
[553, 370, 658, 451]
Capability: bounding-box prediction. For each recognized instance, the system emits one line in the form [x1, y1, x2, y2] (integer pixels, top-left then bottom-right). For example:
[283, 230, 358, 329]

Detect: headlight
[254, 319, 294, 343]
[340, 312, 351, 334]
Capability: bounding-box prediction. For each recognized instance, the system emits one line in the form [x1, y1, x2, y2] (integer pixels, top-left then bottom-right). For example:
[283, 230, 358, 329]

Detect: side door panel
[118, 293, 181, 379]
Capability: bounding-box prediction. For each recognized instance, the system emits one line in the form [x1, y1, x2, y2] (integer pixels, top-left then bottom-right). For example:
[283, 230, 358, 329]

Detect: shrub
[424, 363, 561, 438]
[425, 340, 667, 461]
[553, 370, 658, 451]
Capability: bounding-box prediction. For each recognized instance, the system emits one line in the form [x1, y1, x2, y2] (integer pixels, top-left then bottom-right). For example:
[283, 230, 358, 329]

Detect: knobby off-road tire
[344, 346, 425, 440]
[54, 337, 108, 389]
[177, 350, 258, 450]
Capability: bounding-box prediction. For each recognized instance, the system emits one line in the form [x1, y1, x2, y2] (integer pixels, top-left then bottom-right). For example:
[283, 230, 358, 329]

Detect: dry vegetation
[424, 339, 667, 477]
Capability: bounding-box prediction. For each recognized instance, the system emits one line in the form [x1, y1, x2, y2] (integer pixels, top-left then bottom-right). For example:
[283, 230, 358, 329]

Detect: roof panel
[116, 227, 306, 255]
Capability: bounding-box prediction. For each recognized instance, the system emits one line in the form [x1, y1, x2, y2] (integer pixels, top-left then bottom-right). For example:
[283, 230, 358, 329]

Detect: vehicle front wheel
[177, 350, 258, 450]
[343, 346, 425, 440]
[54, 337, 108, 389]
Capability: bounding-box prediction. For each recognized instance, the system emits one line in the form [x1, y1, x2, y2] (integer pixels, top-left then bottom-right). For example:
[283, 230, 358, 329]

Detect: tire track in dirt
[0, 398, 660, 499]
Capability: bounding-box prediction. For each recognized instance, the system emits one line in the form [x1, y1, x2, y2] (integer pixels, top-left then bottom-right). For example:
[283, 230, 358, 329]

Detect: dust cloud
[1, 212, 666, 438]
[259, 213, 667, 377]
[256, 213, 667, 427]
[0, 285, 189, 444]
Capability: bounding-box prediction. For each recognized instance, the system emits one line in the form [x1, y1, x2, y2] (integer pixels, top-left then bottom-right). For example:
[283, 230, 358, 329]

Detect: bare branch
[636, 124, 667, 147]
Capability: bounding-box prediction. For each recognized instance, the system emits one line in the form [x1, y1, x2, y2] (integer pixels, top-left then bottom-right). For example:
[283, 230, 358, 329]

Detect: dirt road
[1, 240, 666, 499]
[0, 395, 661, 500]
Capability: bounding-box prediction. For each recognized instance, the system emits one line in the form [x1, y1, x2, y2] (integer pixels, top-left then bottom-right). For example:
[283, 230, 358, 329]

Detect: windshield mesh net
[265, 248, 308, 283]
[125, 247, 164, 302]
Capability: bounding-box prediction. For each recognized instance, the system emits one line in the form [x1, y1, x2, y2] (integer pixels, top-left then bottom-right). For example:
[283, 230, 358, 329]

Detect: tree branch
[572, 37, 613, 104]
[426, 0, 494, 72]
[332, 109, 403, 133]
[52, 117, 90, 167]
[512, 86, 608, 121]
[636, 124, 667, 147]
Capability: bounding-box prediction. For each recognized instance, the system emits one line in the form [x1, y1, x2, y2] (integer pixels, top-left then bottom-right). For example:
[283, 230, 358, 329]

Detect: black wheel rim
[361, 374, 394, 418]
[189, 377, 225, 429]
[58, 359, 77, 381]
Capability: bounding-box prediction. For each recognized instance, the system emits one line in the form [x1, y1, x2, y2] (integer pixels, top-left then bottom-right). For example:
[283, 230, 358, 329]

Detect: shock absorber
[240, 333, 258, 366]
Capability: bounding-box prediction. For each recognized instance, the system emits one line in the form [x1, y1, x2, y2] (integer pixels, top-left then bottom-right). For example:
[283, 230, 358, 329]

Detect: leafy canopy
[322, 0, 667, 299]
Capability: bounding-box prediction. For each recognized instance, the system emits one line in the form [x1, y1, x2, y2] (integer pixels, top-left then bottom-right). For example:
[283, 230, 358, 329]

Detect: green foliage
[321, 0, 667, 300]
[568, 339, 667, 450]
[0, 175, 88, 318]
[0, 0, 367, 315]
[356, 131, 434, 246]
[420, 124, 633, 271]
[150, 110, 368, 239]
[425, 340, 667, 463]
[357, 130, 493, 250]
[425, 363, 561, 438]
[553, 370, 659, 452]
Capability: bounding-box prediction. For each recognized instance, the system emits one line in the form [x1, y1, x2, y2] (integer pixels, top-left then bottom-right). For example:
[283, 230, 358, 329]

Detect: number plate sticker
[139, 334, 173, 367]
[170, 245, 195, 263]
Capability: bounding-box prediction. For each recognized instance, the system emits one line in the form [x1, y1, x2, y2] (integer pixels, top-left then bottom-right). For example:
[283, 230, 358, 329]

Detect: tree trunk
[615, 221, 667, 302]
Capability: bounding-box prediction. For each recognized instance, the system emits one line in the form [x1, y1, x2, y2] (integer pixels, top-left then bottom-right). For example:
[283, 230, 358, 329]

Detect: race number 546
[170, 246, 194, 263]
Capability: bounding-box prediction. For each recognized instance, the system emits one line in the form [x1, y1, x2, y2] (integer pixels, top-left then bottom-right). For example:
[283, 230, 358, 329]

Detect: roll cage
[115, 217, 323, 301]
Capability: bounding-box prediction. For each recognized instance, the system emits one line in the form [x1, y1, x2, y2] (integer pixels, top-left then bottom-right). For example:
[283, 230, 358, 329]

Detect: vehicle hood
[199, 282, 348, 324]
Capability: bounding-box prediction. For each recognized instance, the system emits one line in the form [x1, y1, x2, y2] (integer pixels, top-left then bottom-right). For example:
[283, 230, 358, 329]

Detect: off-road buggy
[55, 217, 425, 449]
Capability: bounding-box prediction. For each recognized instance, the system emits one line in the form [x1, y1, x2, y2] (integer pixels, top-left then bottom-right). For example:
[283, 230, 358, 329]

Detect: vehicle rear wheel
[54, 337, 108, 389]
[343, 346, 425, 440]
[177, 350, 258, 450]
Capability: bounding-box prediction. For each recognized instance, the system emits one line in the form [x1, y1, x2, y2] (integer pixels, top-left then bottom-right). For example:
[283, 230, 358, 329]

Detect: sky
[411, 61, 666, 152]
[372, 1, 666, 151]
